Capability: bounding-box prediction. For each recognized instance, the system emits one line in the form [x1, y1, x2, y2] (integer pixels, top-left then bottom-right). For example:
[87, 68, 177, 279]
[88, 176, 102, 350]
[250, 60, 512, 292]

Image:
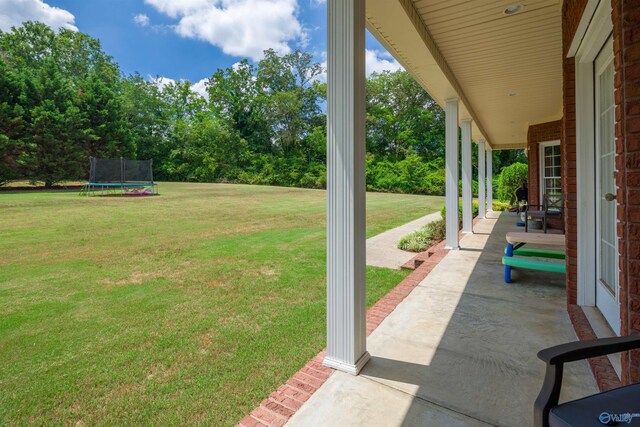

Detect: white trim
[486, 149, 493, 212]
[567, 0, 602, 58]
[477, 141, 486, 220]
[323, 351, 371, 375]
[576, 60, 596, 307]
[594, 37, 620, 334]
[461, 119, 473, 233]
[574, 0, 615, 330]
[538, 140, 561, 204]
[445, 98, 460, 250]
[577, 1, 614, 63]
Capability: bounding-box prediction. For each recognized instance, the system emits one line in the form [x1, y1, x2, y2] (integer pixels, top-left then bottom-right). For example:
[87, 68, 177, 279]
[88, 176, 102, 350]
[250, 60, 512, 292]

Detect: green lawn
[0, 182, 444, 426]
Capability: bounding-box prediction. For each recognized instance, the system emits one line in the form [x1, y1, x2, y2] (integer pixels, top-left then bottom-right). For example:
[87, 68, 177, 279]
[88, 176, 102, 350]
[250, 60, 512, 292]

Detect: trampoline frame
[81, 182, 159, 196]
[80, 157, 159, 196]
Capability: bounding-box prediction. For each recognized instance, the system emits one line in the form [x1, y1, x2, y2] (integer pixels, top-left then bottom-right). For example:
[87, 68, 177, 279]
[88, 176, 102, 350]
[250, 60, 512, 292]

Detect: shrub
[401, 200, 511, 253]
[299, 164, 326, 189]
[492, 201, 511, 211]
[424, 218, 446, 242]
[440, 200, 480, 223]
[365, 155, 446, 195]
[397, 228, 432, 252]
[397, 218, 447, 252]
[497, 162, 528, 203]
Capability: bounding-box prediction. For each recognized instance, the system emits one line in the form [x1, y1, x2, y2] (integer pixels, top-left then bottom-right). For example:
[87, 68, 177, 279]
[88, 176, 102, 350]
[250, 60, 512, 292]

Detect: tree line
[0, 22, 525, 192]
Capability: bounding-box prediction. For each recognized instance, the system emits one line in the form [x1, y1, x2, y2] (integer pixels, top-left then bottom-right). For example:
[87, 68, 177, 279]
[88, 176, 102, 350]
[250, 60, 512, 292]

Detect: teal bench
[503, 232, 566, 283]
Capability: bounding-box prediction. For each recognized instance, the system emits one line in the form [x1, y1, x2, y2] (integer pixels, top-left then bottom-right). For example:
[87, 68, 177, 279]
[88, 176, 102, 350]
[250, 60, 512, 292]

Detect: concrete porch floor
[287, 212, 598, 427]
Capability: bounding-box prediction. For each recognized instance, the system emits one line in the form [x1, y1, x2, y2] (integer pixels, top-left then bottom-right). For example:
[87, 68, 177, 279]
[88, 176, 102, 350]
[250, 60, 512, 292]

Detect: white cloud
[150, 76, 177, 90]
[143, 0, 303, 61]
[191, 78, 209, 99]
[133, 13, 150, 27]
[314, 49, 403, 82]
[365, 49, 403, 76]
[150, 75, 210, 99]
[0, 0, 77, 32]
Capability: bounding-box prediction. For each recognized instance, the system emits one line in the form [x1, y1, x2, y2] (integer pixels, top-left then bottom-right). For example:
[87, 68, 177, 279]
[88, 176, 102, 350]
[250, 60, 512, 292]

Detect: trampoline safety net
[90, 157, 154, 183]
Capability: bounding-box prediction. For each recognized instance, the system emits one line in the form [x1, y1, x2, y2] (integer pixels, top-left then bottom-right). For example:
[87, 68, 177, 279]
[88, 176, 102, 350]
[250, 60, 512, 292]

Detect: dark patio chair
[534, 335, 640, 427]
[525, 194, 564, 233]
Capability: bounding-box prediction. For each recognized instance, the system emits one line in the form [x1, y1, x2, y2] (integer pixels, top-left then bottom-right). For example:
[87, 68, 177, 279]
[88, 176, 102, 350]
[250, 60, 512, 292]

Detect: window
[540, 141, 561, 209]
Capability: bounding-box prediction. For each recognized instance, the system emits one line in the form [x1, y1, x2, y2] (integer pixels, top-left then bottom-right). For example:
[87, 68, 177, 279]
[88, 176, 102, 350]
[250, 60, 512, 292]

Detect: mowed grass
[0, 182, 444, 426]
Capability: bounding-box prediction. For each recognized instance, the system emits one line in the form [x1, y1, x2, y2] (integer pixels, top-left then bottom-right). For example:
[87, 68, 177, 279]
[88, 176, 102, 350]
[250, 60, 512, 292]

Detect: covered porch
[291, 213, 597, 426]
[324, 0, 564, 375]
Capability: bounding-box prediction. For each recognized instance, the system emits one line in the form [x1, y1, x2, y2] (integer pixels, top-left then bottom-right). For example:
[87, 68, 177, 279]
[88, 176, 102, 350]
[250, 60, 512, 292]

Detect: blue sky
[0, 0, 402, 95]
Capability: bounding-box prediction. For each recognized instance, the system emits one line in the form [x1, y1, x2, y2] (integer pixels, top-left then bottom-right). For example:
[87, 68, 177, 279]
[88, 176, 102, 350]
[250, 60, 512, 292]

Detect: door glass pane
[598, 60, 616, 294]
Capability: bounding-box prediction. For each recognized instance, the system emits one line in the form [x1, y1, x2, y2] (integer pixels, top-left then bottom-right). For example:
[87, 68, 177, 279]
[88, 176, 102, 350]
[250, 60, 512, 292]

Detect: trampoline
[81, 157, 158, 196]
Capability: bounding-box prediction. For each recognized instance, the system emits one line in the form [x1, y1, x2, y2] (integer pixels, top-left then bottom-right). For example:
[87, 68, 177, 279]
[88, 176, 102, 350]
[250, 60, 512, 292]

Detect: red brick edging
[568, 304, 621, 391]
[237, 242, 448, 427]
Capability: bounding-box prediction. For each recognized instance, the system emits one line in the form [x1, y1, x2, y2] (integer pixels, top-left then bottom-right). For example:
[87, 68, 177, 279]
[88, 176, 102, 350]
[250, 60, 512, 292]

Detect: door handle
[605, 193, 616, 202]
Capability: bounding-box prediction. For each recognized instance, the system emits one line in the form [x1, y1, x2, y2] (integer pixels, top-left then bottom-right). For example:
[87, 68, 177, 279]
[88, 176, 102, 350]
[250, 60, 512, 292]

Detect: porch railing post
[324, 0, 369, 375]
[461, 119, 473, 233]
[445, 98, 460, 250]
[486, 148, 493, 212]
[478, 140, 486, 219]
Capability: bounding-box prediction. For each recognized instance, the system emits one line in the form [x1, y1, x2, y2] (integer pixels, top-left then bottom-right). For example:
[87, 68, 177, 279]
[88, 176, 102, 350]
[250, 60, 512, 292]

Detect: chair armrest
[534, 335, 640, 427]
[538, 335, 640, 365]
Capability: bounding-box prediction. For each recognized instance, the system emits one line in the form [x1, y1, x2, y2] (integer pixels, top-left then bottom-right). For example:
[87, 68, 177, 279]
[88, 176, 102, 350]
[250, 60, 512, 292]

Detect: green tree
[0, 22, 133, 186]
[366, 70, 445, 161]
[208, 60, 272, 154]
[257, 49, 324, 154]
[497, 162, 528, 203]
[0, 51, 27, 184]
[121, 74, 171, 173]
[165, 114, 248, 182]
[25, 60, 85, 186]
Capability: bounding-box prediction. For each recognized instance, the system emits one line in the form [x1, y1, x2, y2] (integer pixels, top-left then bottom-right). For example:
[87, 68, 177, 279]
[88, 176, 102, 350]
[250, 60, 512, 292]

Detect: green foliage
[366, 71, 445, 161]
[0, 22, 133, 186]
[398, 227, 433, 252]
[440, 200, 480, 222]
[398, 218, 447, 252]
[366, 154, 446, 195]
[497, 162, 529, 203]
[1, 23, 481, 196]
[492, 201, 511, 211]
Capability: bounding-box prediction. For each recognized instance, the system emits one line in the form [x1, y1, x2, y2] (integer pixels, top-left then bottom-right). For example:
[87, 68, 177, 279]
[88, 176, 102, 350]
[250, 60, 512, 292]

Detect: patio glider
[503, 232, 565, 283]
[534, 335, 640, 427]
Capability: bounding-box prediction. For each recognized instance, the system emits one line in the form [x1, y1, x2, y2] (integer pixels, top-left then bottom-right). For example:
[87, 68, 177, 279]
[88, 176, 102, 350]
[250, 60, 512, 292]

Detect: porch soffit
[365, 0, 563, 150]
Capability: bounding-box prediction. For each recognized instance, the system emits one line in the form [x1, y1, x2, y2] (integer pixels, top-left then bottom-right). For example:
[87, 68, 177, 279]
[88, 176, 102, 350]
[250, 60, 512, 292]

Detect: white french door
[595, 37, 620, 333]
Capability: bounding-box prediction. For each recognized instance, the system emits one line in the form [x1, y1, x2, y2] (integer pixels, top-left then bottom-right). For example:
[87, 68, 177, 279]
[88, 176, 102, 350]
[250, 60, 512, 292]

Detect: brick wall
[527, 120, 562, 207]
[562, 0, 640, 384]
[561, 0, 586, 307]
[613, 0, 640, 385]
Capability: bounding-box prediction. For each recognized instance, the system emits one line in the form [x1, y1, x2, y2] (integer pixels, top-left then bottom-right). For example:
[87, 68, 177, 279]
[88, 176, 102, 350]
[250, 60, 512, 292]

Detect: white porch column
[445, 98, 459, 250]
[486, 148, 493, 212]
[461, 119, 473, 233]
[478, 140, 486, 219]
[324, 0, 369, 375]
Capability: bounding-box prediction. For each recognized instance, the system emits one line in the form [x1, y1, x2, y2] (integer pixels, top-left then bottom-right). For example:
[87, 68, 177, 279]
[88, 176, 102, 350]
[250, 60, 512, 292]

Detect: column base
[323, 351, 371, 375]
[444, 245, 459, 250]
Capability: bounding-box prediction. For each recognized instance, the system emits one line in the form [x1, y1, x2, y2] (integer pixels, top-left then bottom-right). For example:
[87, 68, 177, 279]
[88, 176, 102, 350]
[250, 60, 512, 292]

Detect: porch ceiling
[366, 0, 563, 149]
